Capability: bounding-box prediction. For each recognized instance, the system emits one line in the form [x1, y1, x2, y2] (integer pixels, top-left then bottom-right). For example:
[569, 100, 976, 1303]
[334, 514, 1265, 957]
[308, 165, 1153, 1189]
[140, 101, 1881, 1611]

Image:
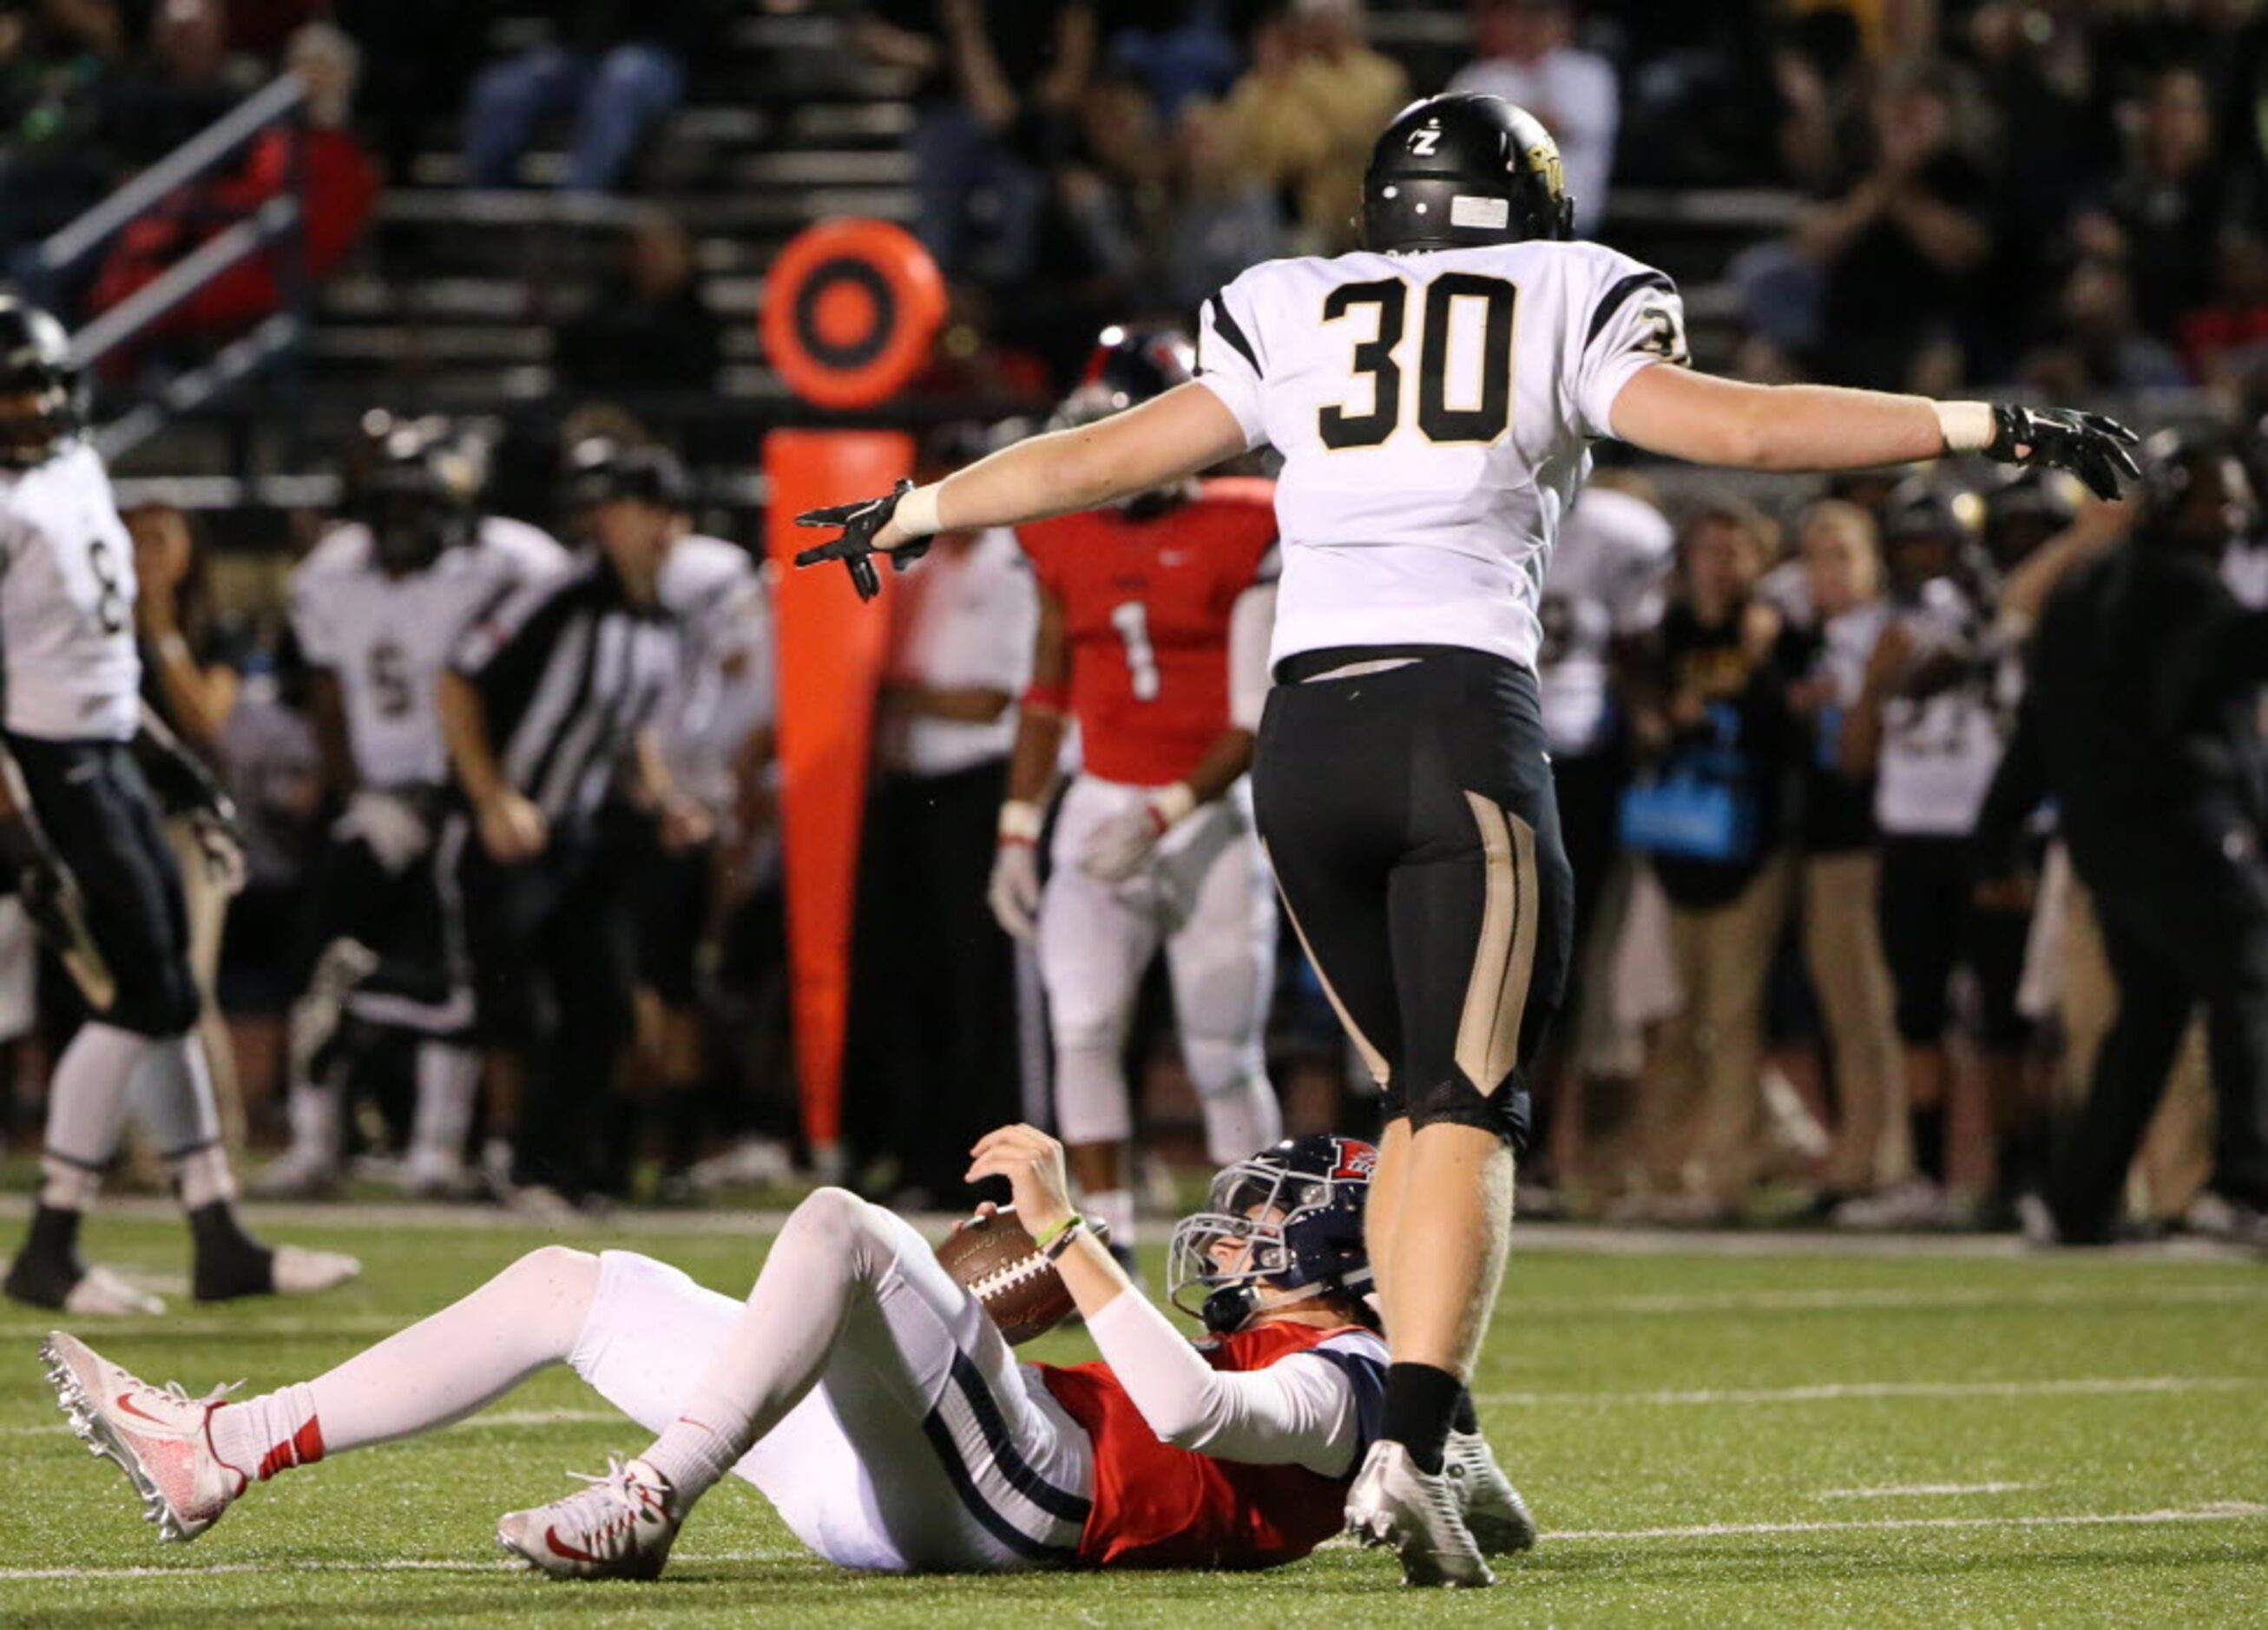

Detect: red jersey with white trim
[1016, 477, 1278, 787]
[1038, 1320, 1386, 1569]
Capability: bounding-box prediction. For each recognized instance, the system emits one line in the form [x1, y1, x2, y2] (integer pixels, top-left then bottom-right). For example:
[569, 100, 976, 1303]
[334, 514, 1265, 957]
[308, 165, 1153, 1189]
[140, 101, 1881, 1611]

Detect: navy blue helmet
[1167, 1134, 1377, 1337]
[562, 435, 692, 513]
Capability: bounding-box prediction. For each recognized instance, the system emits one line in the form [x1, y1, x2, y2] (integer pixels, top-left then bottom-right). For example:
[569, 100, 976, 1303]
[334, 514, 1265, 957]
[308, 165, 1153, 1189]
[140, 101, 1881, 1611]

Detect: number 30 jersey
[291, 516, 569, 788]
[1195, 240, 1686, 671]
[1016, 478, 1278, 787]
[0, 441, 141, 741]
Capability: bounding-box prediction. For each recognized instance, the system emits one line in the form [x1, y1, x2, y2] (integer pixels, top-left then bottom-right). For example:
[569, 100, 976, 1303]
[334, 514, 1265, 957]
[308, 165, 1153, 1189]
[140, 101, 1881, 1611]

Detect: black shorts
[7, 733, 198, 1037]
[637, 833, 713, 1009]
[1877, 832, 2030, 1048]
[1253, 647, 1574, 1148]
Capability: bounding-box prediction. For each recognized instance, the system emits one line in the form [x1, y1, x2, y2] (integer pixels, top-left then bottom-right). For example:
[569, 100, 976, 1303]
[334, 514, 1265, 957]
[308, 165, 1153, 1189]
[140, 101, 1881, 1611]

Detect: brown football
[935, 1206, 1103, 1346]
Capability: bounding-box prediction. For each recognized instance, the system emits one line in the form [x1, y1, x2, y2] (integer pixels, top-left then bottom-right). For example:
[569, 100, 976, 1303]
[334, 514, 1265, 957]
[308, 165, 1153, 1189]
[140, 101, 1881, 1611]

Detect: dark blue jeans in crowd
[463, 43, 686, 194]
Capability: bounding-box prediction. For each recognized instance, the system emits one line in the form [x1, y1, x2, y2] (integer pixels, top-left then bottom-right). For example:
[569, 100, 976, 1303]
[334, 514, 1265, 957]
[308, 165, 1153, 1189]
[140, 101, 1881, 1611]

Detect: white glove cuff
[998, 799, 1042, 844]
[1148, 782, 1198, 831]
[894, 483, 944, 539]
[1933, 401, 1995, 455]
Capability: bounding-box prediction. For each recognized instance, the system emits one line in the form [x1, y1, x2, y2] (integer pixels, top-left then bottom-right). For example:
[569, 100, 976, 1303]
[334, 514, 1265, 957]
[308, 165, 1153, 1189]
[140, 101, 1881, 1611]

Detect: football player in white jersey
[0, 296, 358, 1315]
[793, 95, 2141, 1584]
[259, 414, 569, 1197]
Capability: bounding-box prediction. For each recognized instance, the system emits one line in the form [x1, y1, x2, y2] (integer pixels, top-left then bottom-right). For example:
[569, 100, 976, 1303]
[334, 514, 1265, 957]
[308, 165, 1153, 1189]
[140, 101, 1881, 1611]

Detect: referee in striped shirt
[436, 444, 711, 1203]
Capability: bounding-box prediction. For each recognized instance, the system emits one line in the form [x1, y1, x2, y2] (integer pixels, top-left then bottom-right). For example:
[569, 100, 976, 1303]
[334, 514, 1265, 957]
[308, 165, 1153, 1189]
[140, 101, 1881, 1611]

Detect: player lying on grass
[43, 1127, 1533, 1580]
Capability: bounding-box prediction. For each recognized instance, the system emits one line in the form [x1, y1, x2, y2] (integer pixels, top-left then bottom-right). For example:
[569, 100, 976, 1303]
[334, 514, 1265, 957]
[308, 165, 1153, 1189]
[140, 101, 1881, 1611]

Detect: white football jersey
[0, 442, 141, 740]
[1536, 483, 1672, 756]
[292, 514, 569, 787]
[655, 533, 772, 806]
[1194, 240, 1686, 670]
[1874, 581, 2006, 838]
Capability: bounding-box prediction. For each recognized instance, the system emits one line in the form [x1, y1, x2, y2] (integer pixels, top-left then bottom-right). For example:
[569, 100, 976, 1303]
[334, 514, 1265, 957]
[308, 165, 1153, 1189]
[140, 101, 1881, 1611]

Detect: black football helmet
[344, 411, 483, 573]
[1363, 94, 1575, 253]
[0, 296, 84, 470]
[1054, 325, 1195, 431]
[1167, 1134, 1377, 1337]
[561, 435, 692, 514]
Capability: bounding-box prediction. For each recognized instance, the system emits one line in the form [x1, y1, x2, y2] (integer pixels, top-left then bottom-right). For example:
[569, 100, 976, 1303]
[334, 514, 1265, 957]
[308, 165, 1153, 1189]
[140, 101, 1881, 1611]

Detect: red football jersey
[1038, 1320, 1387, 1570]
[1016, 478, 1278, 786]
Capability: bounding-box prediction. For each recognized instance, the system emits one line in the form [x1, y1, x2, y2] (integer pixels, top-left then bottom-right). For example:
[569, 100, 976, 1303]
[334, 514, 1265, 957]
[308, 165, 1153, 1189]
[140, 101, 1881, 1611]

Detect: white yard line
[1472, 1375, 2267, 1407]
[1816, 1482, 2040, 1500]
[3, 1507, 2263, 1581]
[1547, 1502, 2268, 1542]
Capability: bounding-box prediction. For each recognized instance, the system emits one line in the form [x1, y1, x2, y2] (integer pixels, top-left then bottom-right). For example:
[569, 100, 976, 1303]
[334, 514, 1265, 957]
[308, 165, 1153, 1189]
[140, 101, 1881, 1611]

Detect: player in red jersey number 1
[993, 329, 1285, 1269]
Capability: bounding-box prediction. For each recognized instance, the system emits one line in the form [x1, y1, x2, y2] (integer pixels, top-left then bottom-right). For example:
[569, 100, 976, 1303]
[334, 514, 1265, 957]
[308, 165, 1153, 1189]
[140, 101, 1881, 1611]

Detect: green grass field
[2, 1203, 2262, 1628]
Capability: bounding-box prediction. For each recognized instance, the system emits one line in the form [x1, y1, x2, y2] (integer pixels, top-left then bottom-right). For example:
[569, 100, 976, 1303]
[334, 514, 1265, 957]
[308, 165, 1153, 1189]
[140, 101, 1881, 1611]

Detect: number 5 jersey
[1193, 240, 1687, 674]
[290, 516, 569, 789]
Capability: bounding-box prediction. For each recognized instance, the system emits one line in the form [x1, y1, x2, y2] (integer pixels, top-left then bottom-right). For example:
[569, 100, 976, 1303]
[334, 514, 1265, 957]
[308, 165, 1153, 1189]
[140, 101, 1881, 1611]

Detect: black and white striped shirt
[451, 553, 678, 827]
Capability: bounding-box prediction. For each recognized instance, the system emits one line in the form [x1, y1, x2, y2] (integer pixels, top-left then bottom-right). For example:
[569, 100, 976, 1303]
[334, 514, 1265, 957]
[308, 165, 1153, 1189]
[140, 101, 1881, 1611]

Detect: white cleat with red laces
[496, 1456, 682, 1581]
[41, 1331, 246, 1541]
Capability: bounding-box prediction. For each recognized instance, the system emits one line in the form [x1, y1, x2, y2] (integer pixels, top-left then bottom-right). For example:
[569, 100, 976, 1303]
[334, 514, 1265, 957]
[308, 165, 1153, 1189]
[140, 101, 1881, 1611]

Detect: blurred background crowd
[2, 0, 2265, 1232]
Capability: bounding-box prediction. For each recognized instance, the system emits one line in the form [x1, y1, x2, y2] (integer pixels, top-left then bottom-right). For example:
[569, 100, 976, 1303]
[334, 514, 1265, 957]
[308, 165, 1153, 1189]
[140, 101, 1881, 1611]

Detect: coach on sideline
[1976, 430, 2268, 1247]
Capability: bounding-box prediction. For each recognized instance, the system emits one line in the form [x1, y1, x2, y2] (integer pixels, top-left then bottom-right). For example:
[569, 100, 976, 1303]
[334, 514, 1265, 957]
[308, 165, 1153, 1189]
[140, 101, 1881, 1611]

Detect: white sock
[207, 1382, 321, 1482]
[641, 1189, 894, 1506]
[1087, 1187, 1136, 1252]
[169, 1144, 237, 1211]
[210, 1246, 601, 1469]
[37, 1154, 102, 1213]
[1195, 1074, 1283, 1167]
[409, 1043, 479, 1167]
[284, 1084, 342, 1164]
[43, 1022, 155, 1167]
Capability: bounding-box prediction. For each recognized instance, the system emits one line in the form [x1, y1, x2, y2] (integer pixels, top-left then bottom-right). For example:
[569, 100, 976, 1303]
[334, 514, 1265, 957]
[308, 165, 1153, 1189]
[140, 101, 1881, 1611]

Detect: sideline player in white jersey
[0, 296, 358, 1314]
[260, 414, 568, 1197]
[792, 95, 2141, 1584]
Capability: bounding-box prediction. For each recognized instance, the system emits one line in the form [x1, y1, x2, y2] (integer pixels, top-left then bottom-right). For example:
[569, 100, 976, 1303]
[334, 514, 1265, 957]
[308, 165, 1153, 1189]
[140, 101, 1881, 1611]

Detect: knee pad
[1404, 1068, 1532, 1151]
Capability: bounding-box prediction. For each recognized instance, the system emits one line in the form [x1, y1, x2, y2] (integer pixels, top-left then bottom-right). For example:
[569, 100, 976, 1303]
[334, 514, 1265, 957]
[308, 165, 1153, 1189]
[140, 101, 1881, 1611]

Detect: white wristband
[1148, 782, 1198, 831]
[998, 799, 1042, 843]
[894, 483, 944, 540]
[1933, 401, 1995, 455]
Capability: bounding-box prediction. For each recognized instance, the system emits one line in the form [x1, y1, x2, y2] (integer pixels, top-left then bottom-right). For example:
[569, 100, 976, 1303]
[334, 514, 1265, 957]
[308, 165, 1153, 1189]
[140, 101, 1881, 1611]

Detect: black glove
[138, 732, 239, 828]
[0, 813, 115, 1009]
[791, 479, 928, 602]
[1984, 404, 2142, 502]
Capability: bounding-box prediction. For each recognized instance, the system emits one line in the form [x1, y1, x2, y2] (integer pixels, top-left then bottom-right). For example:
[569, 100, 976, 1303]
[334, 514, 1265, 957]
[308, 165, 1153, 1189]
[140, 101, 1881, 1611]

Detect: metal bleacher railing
[27, 74, 311, 468]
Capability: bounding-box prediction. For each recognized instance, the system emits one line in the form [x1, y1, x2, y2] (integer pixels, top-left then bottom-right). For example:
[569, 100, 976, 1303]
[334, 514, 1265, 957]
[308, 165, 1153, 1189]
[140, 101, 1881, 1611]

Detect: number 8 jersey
[1016, 478, 1278, 787]
[1195, 240, 1686, 672]
[0, 441, 141, 741]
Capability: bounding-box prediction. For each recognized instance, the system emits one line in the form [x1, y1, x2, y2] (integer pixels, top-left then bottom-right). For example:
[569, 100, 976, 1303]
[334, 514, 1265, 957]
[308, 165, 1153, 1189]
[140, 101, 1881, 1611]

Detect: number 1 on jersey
[1318, 273, 1517, 450]
[1110, 600, 1160, 702]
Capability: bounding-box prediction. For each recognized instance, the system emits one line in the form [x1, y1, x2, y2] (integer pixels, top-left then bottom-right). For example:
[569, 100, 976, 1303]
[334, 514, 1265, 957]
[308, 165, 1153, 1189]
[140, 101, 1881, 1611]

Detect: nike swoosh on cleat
[115, 1394, 169, 1426]
[544, 1526, 598, 1562]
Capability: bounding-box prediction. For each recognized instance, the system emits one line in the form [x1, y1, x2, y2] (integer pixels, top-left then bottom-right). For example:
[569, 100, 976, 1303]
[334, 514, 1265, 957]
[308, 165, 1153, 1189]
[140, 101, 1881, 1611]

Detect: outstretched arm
[1608, 365, 2139, 497]
[799, 384, 1250, 582]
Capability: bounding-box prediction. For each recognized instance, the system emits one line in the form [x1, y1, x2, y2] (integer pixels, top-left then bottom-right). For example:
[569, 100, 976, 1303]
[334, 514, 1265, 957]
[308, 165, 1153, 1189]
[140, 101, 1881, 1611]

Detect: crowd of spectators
[5, 0, 2268, 1229]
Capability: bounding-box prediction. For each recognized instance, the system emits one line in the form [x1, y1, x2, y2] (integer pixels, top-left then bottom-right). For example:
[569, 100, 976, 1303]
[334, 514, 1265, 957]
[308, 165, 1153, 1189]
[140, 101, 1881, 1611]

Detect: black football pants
[1253, 646, 1573, 1149]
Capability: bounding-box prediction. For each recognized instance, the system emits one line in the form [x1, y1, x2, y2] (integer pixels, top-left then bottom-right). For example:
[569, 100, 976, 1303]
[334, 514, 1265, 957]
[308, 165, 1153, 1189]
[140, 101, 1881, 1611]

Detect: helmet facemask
[1167, 1144, 1375, 1337]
